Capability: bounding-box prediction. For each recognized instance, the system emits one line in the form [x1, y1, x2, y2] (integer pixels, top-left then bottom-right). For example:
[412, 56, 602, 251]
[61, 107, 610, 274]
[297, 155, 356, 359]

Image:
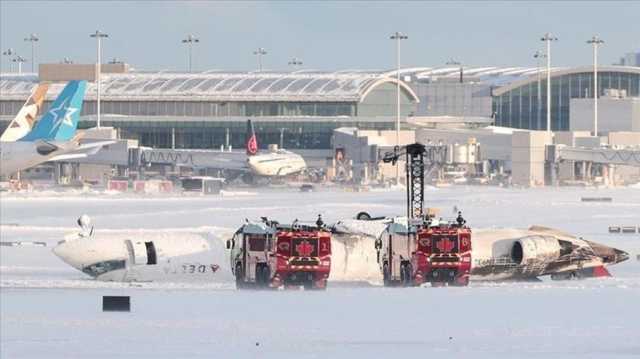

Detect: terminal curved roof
[1, 66, 638, 101]
[387, 65, 640, 89]
[0, 71, 419, 103]
[489, 66, 640, 96]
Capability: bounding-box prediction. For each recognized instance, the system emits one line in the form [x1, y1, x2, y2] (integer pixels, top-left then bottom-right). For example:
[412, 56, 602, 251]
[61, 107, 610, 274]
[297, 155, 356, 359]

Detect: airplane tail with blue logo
[20, 80, 87, 142]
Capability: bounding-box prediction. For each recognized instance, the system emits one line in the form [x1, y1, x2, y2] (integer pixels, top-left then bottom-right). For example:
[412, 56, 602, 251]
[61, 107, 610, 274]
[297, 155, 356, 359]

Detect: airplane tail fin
[0, 83, 49, 142]
[20, 80, 87, 142]
[246, 119, 258, 156]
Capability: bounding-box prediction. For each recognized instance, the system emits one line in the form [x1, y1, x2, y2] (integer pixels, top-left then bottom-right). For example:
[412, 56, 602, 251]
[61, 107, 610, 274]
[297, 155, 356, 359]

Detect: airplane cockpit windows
[81, 260, 126, 277]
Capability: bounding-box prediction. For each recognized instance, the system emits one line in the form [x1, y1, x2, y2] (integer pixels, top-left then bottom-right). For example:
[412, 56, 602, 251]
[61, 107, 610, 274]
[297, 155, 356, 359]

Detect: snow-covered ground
[1, 186, 639, 358]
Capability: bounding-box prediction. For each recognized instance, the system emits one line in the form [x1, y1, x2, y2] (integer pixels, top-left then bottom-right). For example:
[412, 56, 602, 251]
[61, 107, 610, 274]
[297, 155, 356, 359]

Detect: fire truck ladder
[382, 143, 448, 221]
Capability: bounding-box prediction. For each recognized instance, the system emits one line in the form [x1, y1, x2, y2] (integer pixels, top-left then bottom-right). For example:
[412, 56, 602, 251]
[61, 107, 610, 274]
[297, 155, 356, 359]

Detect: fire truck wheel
[451, 276, 470, 287]
[311, 280, 327, 290]
[382, 263, 391, 286]
[303, 281, 313, 290]
[256, 264, 271, 287]
[235, 262, 245, 289]
[302, 273, 315, 290]
[401, 263, 413, 287]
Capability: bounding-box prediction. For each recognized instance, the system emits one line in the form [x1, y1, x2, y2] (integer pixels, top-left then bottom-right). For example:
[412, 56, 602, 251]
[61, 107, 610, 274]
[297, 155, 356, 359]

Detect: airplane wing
[48, 140, 115, 161]
[76, 140, 116, 153]
[49, 153, 89, 161]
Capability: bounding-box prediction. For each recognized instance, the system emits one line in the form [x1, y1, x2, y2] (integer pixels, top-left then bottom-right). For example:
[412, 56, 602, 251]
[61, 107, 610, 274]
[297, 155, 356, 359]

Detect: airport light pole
[2, 48, 15, 72]
[533, 50, 546, 130]
[587, 36, 604, 137]
[24, 33, 39, 73]
[13, 55, 27, 74]
[390, 31, 407, 185]
[254, 48, 267, 72]
[446, 58, 463, 83]
[181, 34, 199, 73]
[288, 57, 303, 69]
[90, 30, 108, 128]
[541, 33, 557, 133]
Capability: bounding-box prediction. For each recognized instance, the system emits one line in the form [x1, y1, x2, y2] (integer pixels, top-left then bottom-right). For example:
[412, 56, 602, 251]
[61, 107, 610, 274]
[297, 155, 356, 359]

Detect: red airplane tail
[246, 119, 258, 156]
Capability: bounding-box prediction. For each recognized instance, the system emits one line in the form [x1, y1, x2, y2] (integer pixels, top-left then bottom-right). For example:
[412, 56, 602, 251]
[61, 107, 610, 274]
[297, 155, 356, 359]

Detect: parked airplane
[0, 81, 113, 177]
[0, 83, 49, 142]
[245, 119, 307, 178]
[332, 215, 630, 281]
[136, 120, 307, 183]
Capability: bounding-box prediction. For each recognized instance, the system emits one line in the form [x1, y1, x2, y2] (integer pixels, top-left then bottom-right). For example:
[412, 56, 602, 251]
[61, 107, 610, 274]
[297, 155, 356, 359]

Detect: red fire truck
[227, 220, 331, 290]
[378, 143, 472, 287]
[413, 223, 472, 286]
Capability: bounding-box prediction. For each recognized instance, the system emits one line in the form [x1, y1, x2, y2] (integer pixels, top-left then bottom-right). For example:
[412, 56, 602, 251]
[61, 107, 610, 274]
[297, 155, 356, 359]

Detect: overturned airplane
[332, 217, 629, 282]
[53, 214, 628, 284]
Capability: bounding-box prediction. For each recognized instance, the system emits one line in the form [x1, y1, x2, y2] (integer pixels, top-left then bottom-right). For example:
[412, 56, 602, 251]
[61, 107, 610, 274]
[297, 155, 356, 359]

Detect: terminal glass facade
[493, 71, 640, 131]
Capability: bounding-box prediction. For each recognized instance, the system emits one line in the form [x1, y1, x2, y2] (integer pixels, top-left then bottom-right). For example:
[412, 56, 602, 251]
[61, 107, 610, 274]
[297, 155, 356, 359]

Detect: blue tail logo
[20, 80, 87, 142]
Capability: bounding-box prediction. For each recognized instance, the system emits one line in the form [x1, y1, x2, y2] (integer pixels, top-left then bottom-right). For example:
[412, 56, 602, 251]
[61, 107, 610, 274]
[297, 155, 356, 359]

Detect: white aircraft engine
[510, 236, 561, 265]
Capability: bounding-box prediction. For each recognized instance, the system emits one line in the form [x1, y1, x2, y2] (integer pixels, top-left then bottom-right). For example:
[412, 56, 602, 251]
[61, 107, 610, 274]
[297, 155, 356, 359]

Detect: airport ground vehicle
[413, 222, 472, 286]
[227, 220, 331, 290]
[375, 143, 472, 287]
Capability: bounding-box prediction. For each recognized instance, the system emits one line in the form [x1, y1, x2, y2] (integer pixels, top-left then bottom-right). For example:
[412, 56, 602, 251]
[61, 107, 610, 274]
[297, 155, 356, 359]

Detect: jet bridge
[132, 148, 248, 171]
[549, 145, 640, 167]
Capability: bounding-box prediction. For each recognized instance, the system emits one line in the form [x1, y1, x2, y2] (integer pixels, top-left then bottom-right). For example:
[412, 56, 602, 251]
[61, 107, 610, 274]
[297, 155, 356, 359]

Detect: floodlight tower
[533, 50, 546, 130]
[24, 34, 39, 73]
[446, 58, 463, 83]
[288, 57, 303, 69]
[587, 36, 604, 136]
[90, 30, 109, 128]
[254, 48, 267, 72]
[2, 48, 15, 72]
[541, 33, 558, 133]
[390, 31, 408, 185]
[12, 55, 27, 74]
[182, 34, 199, 73]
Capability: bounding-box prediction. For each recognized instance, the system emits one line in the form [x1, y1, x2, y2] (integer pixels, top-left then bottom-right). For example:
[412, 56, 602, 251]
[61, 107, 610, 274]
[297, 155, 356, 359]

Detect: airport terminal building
[0, 67, 418, 150]
[1, 64, 639, 151]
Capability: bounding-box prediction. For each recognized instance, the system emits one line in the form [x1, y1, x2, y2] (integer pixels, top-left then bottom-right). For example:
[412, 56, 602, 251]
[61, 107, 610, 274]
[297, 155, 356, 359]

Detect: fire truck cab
[375, 218, 417, 287]
[413, 222, 472, 286]
[227, 220, 331, 290]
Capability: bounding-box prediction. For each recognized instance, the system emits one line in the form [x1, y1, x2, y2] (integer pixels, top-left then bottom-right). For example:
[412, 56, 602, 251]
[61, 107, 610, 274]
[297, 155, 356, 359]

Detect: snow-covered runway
[2, 186, 639, 358]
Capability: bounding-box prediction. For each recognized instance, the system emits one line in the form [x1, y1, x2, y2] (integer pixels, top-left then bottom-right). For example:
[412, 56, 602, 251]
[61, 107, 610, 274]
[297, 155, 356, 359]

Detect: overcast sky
[1, 1, 638, 73]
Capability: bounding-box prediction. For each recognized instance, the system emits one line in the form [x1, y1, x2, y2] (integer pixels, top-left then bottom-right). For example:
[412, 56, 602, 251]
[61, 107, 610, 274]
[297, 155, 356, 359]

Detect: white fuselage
[53, 232, 232, 282]
[0, 141, 70, 177]
[247, 150, 306, 177]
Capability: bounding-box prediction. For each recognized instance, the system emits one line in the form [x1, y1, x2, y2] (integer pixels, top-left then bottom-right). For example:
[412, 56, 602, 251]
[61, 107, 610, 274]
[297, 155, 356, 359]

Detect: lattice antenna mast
[383, 143, 427, 221]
